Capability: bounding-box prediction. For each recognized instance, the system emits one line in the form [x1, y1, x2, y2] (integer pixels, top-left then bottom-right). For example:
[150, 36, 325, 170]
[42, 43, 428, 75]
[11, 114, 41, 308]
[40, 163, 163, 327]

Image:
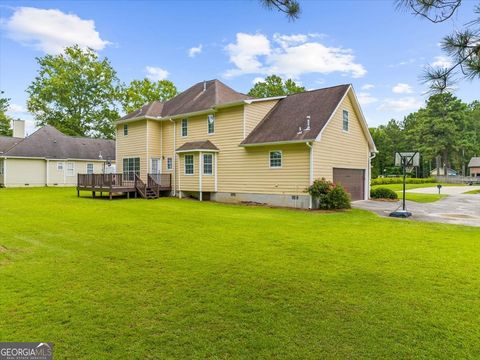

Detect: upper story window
[207, 114, 215, 134]
[343, 110, 349, 132]
[269, 151, 282, 168]
[123, 124, 128, 136]
[184, 154, 194, 175]
[166, 157, 173, 171]
[203, 153, 213, 175]
[86, 163, 94, 174]
[181, 118, 188, 137]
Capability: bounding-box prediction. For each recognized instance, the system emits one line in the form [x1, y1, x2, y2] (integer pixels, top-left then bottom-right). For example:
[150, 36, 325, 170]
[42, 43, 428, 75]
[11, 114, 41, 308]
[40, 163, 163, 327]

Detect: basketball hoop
[389, 151, 420, 218]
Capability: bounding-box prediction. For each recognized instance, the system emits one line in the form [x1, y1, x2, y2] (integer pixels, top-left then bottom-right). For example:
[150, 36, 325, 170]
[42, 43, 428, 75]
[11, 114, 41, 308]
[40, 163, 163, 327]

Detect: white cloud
[357, 92, 378, 106]
[378, 97, 422, 112]
[145, 66, 169, 81]
[188, 44, 202, 58]
[392, 83, 413, 94]
[1, 7, 109, 53]
[224, 32, 366, 79]
[8, 103, 28, 114]
[252, 77, 264, 84]
[432, 56, 452, 68]
[387, 58, 416, 68]
[361, 84, 375, 90]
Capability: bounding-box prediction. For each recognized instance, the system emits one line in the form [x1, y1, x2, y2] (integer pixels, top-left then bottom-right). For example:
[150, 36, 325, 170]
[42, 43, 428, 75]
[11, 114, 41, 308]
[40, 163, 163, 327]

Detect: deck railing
[148, 173, 172, 197]
[77, 173, 135, 189]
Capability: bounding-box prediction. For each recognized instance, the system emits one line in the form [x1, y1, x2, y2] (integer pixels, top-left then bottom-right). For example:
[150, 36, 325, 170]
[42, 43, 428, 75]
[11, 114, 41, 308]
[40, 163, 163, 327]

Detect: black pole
[402, 157, 406, 211]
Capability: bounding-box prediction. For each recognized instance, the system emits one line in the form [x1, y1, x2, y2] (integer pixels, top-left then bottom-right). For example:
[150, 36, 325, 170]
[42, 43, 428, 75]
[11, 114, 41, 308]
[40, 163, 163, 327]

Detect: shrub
[306, 178, 351, 210]
[371, 177, 436, 186]
[370, 187, 398, 200]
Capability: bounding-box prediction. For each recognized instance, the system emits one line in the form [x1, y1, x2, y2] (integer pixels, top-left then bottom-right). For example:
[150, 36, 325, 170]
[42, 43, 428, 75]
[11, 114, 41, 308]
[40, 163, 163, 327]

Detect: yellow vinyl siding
[313, 91, 369, 181]
[116, 120, 147, 179]
[147, 120, 162, 171]
[244, 100, 279, 137]
[179, 153, 198, 191]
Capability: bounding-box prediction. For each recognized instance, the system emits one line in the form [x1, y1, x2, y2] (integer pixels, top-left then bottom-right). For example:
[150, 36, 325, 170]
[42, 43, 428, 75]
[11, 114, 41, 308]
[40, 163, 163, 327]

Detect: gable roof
[176, 140, 219, 153]
[241, 85, 350, 145]
[1, 125, 115, 160]
[0, 136, 23, 154]
[468, 157, 480, 167]
[120, 79, 250, 122]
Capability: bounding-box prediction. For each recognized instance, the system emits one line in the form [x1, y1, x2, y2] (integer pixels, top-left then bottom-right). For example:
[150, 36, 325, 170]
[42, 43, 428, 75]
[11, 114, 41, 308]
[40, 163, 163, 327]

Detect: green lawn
[464, 189, 480, 194]
[371, 182, 455, 191]
[0, 188, 479, 358]
[402, 192, 446, 203]
[372, 183, 450, 203]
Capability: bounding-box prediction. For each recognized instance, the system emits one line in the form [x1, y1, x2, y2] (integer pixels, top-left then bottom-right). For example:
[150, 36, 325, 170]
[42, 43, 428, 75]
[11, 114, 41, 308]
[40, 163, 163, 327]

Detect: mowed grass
[371, 182, 455, 191]
[0, 188, 479, 358]
[372, 183, 452, 203]
[403, 192, 446, 203]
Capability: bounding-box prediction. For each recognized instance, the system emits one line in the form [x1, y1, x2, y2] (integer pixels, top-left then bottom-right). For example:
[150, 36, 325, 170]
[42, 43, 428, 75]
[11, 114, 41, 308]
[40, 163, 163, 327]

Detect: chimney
[305, 115, 311, 131]
[12, 119, 25, 138]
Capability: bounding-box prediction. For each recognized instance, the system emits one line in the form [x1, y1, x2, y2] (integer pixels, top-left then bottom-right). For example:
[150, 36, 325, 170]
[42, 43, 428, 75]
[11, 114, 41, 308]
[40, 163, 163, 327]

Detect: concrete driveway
[354, 192, 480, 227]
[407, 185, 480, 195]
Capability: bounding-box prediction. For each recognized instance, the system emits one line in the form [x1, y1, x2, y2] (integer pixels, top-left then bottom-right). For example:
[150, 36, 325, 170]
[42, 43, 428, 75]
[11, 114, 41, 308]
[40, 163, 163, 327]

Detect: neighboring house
[0, 123, 115, 187]
[115, 79, 376, 208]
[468, 157, 480, 177]
[430, 167, 458, 176]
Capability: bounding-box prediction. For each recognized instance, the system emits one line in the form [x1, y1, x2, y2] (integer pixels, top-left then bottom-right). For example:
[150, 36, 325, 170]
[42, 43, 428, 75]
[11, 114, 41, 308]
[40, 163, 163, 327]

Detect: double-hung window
[166, 157, 173, 171]
[269, 151, 282, 168]
[203, 154, 213, 175]
[123, 157, 140, 181]
[184, 155, 194, 175]
[343, 110, 349, 132]
[207, 114, 215, 134]
[66, 162, 75, 176]
[181, 118, 188, 137]
[86, 163, 94, 174]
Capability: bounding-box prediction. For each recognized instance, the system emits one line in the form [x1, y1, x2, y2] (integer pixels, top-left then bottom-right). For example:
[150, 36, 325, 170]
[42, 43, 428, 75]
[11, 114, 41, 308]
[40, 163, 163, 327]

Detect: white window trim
[181, 118, 188, 137]
[57, 162, 64, 171]
[86, 163, 94, 174]
[269, 150, 283, 169]
[342, 109, 349, 133]
[166, 157, 173, 171]
[124, 124, 128, 136]
[207, 114, 215, 135]
[66, 162, 75, 177]
[184, 154, 194, 175]
[203, 153, 213, 175]
[122, 156, 141, 178]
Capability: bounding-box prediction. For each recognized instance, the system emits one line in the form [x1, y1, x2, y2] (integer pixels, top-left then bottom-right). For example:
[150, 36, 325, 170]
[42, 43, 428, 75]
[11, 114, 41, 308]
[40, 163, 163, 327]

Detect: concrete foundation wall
[210, 192, 310, 209]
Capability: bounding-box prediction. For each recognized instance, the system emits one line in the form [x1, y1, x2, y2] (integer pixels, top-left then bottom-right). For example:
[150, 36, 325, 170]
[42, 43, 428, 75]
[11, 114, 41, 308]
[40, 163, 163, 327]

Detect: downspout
[170, 119, 176, 197]
[4, 158, 7, 186]
[368, 151, 376, 200]
[146, 120, 149, 178]
[46, 159, 49, 186]
[306, 142, 313, 209]
[199, 151, 203, 201]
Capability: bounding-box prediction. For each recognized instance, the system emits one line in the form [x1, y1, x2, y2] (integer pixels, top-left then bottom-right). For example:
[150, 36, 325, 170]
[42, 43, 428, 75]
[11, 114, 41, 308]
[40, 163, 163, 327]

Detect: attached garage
[333, 168, 365, 201]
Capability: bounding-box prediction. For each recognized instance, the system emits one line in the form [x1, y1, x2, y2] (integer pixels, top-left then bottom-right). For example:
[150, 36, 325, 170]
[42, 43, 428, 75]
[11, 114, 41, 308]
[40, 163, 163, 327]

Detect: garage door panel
[333, 168, 365, 201]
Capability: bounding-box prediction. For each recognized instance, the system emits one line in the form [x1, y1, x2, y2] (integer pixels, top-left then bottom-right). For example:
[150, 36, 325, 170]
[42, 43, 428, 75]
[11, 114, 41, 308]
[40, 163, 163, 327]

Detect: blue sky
[1, 0, 479, 134]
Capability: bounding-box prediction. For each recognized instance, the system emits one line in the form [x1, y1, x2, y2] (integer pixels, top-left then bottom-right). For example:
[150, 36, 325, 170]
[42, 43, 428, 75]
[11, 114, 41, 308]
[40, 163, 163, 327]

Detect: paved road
[407, 186, 480, 195]
[354, 193, 480, 227]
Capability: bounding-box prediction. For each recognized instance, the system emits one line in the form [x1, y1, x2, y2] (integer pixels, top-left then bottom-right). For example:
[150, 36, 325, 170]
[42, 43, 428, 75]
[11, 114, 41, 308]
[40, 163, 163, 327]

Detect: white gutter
[241, 139, 313, 147]
[306, 142, 314, 209]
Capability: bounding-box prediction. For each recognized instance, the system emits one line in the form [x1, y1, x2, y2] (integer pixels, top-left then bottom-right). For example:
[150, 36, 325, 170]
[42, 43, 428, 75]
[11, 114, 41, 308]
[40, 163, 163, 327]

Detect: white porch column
[199, 152, 203, 201]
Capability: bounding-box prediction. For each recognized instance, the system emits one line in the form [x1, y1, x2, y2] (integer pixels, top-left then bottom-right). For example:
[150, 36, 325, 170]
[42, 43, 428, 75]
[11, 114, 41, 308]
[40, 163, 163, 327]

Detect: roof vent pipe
[305, 115, 311, 131]
[297, 126, 303, 135]
[203, 80, 207, 92]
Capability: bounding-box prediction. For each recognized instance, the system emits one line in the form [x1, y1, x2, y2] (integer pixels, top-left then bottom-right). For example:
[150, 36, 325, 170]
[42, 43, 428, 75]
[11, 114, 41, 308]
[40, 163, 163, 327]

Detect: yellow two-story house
[115, 79, 376, 208]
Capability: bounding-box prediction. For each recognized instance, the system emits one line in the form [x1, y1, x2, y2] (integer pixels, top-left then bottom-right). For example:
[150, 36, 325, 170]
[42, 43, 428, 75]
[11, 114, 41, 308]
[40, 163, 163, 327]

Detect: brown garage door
[333, 168, 365, 201]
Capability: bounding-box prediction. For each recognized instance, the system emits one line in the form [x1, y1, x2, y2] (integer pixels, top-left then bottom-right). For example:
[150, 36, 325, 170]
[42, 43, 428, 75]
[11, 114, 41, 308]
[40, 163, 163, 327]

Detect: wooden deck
[77, 173, 171, 199]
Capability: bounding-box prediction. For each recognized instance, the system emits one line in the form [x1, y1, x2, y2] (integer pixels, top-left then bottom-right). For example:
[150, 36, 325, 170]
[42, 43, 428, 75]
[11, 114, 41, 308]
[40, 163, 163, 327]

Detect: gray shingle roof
[1, 125, 115, 160]
[120, 79, 250, 121]
[241, 84, 350, 145]
[0, 136, 23, 154]
[468, 157, 480, 167]
[176, 140, 219, 152]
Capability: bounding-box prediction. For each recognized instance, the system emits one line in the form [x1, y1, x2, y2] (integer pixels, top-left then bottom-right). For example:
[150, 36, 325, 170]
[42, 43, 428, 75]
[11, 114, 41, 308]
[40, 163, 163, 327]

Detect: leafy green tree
[27, 45, 120, 139]
[0, 92, 13, 136]
[248, 75, 305, 98]
[120, 78, 178, 114]
[260, 0, 301, 20]
[397, 1, 480, 93]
